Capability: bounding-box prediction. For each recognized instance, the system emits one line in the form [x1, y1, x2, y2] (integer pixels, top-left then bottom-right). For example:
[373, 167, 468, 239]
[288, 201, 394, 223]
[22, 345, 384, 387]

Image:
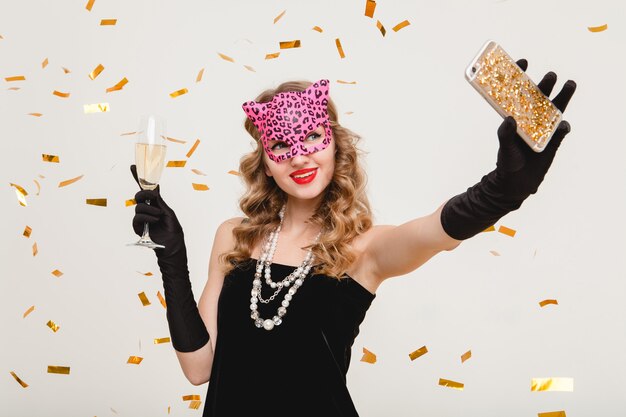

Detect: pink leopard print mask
[242, 79, 333, 163]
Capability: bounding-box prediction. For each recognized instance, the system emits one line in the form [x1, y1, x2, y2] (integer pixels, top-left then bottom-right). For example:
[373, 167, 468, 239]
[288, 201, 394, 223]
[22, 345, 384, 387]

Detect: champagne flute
[128, 115, 167, 249]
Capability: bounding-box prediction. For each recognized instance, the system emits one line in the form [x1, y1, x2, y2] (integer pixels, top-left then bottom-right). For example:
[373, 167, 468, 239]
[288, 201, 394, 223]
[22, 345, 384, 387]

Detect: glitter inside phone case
[466, 41, 562, 152]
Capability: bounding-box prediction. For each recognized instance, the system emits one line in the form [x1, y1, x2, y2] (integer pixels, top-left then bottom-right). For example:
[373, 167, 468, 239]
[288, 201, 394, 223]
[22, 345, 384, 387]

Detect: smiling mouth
[290, 168, 317, 184]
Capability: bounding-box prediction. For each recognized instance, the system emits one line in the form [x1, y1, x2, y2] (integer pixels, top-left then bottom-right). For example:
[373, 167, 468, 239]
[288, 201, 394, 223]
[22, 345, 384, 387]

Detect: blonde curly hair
[221, 80, 372, 279]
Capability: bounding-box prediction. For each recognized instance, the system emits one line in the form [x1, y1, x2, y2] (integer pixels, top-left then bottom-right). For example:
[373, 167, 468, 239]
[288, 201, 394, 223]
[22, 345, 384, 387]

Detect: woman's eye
[271, 142, 288, 151]
[306, 133, 321, 141]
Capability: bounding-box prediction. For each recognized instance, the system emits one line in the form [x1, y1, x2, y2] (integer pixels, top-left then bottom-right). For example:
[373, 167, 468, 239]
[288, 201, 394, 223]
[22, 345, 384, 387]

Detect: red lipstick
[290, 168, 317, 184]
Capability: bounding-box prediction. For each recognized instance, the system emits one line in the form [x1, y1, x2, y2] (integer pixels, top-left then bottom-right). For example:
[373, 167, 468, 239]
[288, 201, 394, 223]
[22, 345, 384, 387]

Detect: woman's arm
[175, 217, 242, 385]
[365, 62, 576, 283]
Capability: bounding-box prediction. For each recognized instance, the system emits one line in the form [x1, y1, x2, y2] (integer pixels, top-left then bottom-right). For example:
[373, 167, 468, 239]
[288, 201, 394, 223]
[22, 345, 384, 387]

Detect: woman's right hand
[131, 165, 185, 258]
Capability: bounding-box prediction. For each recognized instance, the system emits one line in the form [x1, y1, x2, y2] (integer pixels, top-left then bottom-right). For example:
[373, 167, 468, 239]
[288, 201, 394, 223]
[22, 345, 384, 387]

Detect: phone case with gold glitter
[465, 41, 562, 152]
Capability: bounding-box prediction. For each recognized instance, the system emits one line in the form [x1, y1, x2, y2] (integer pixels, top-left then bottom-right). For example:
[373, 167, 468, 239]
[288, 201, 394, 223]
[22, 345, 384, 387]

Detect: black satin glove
[441, 59, 577, 240]
[131, 165, 209, 352]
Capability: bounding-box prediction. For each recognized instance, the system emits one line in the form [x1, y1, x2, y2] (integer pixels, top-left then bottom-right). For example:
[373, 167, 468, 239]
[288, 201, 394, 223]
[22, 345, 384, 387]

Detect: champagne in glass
[128, 115, 167, 249]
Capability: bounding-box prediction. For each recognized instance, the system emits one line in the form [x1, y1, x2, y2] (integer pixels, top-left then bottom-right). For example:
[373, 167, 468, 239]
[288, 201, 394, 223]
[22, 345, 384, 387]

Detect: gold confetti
[170, 88, 188, 98]
[10, 183, 28, 206]
[531, 377, 574, 392]
[483, 225, 495, 232]
[154, 337, 171, 344]
[84, 103, 109, 113]
[157, 291, 167, 308]
[38, 174, 45, 178]
[33, 179, 41, 195]
[192, 183, 209, 191]
[243, 65, 256, 72]
[539, 299, 558, 307]
[32, 242, 38, 256]
[196, 68, 204, 83]
[335, 38, 345, 58]
[52, 90, 70, 98]
[47, 366, 70, 375]
[191, 169, 207, 176]
[23, 305, 35, 318]
[23, 226, 32, 238]
[274, 10, 286, 24]
[167, 160, 187, 168]
[28, 113, 43, 117]
[41, 58, 49, 69]
[120, 131, 136, 136]
[137, 271, 153, 276]
[280, 40, 301, 49]
[337, 80, 357, 84]
[86, 198, 107, 207]
[58, 174, 84, 187]
[409, 345, 428, 361]
[439, 378, 464, 390]
[227, 170, 240, 176]
[89, 64, 105, 80]
[166, 136, 187, 144]
[62, 67, 71, 74]
[47, 320, 60, 332]
[85, 0, 96, 12]
[100, 19, 117, 25]
[138, 292, 151, 306]
[217, 52, 235, 63]
[365, 0, 376, 18]
[186, 139, 201, 158]
[42, 154, 60, 163]
[51, 269, 63, 278]
[588, 24, 608, 32]
[392, 20, 411, 32]
[183, 394, 201, 401]
[312, 26, 323, 33]
[461, 350, 472, 363]
[345, 111, 354, 115]
[168, 406, 171, 414]
[489, 250, 501, 256]
[125, 199, 137, 207]
[106, 77, 128, 93]
[538, 412, 566, 417]
[5, 75, 25, 82]
[360, 347, 377, 364]
[265, 52, 280, 60]
[189, 401, 202, 410]
[9, 371, 29, 388]
[127, 356, 143, 365]
[498, 225, 516, 237]
[8, 87, 21, 91]
[376, 20, 386, 36]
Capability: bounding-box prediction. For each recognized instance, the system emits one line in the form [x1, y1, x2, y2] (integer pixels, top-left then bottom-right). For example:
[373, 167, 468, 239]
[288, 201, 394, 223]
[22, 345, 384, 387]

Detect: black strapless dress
[203, 258, 376, 417]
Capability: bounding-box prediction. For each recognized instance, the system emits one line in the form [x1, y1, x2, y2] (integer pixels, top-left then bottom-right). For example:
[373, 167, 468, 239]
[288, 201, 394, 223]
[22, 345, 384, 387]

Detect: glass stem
[141, 199, 152, 240]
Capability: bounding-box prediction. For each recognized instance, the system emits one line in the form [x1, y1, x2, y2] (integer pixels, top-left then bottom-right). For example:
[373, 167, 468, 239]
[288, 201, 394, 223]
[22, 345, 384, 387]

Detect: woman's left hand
[494, 59, 577, 197]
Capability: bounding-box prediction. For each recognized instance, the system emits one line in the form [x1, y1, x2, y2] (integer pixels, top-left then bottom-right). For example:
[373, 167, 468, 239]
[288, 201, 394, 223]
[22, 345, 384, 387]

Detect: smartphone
[465, 40, 562, 152]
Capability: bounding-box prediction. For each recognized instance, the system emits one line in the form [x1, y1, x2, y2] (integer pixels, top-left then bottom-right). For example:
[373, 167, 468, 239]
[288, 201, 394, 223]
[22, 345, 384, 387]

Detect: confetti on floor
[461, 350, 472, 363]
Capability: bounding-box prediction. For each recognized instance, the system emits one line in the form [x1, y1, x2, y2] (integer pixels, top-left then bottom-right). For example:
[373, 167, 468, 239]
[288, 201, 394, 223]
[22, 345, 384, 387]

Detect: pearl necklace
[250, 206, 321, 331]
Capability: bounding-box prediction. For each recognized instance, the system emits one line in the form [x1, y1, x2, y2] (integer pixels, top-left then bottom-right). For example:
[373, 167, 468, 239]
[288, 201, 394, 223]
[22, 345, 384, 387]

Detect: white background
[2, 1, 625, 416]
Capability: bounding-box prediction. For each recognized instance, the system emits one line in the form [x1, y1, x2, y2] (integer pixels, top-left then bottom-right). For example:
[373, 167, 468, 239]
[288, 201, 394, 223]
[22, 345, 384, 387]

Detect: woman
[131, 71, 576, 416]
